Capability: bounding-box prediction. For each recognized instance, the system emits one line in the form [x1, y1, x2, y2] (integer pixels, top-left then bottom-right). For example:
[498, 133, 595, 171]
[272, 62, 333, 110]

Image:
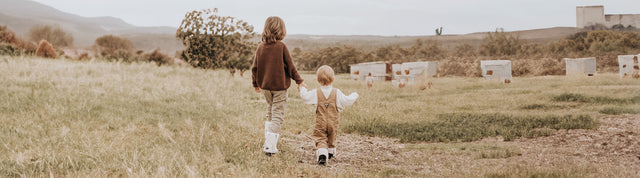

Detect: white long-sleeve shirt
[299, 85, 359, 112]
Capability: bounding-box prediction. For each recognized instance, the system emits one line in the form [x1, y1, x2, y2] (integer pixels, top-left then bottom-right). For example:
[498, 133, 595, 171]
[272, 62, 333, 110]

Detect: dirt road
[284, 114, 640, 176]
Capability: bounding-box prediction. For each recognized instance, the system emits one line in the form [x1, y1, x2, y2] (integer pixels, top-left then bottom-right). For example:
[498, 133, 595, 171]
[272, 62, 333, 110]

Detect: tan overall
[313, 89, 339, 149]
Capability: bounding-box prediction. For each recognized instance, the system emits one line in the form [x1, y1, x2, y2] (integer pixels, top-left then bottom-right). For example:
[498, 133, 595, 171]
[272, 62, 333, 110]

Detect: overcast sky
[31, 0, 640, 36]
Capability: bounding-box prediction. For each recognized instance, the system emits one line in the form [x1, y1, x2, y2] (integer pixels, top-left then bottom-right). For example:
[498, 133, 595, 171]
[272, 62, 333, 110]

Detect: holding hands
[297, 82, 307, 90]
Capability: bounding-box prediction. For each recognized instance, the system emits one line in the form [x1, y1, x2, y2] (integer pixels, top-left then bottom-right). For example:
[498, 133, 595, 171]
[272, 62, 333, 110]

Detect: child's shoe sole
[318, 155, 327, 165]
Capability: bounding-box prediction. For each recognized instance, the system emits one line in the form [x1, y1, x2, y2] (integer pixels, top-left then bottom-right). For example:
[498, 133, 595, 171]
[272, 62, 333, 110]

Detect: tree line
[290, 29, 640, 76]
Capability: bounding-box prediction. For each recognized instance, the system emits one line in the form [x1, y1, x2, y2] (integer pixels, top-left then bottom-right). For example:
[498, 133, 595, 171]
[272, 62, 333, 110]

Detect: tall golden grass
[1, 56, 638, 177]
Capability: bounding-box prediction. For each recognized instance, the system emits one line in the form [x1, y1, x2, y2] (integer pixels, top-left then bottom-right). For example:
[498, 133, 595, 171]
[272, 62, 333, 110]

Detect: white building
[394, 61, 438, 84]
[392, 63, 402, 79]
[577, 6, 640, 28]
[480, 60, 512, 83]
[564, 57, 597, 76]
[401, 61, 438, 78]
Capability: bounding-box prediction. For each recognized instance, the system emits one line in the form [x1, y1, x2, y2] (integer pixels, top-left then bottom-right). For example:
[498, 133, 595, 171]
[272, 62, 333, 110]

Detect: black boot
[318, 155, 327, 165]
[316, 148, 328, 165]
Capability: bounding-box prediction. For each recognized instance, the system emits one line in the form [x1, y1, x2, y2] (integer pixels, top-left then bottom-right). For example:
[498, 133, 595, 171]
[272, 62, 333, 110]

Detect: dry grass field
[1, 56, 639, 177]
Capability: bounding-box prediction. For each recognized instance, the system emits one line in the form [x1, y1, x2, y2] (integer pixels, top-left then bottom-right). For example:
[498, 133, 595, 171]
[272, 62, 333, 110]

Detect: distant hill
[0, 0, 182, 55]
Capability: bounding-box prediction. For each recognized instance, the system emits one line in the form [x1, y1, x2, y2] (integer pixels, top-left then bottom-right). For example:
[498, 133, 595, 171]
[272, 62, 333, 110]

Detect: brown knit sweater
[251, 41, 304, 91]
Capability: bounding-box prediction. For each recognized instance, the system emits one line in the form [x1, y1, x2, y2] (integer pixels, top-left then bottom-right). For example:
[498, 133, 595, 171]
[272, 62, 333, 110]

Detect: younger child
[365, 73, 374, 89]
[299, 65, 359, 165]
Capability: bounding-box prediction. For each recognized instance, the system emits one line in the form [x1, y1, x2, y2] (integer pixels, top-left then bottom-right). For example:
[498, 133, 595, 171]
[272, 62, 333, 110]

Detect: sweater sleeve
[299, 87, 317, 105]
[283, 44, 304, 85]
[336, 89, 359, 112]
[251, 49, 258, 88]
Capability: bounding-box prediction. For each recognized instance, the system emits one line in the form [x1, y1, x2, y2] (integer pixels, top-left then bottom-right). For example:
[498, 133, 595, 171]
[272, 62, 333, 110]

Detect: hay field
[1, 56, 639, 177]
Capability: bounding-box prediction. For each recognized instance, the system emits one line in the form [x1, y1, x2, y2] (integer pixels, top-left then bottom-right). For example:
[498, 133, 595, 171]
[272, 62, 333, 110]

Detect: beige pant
[263, 90, 287, 134]
[314, 116, 338, 149]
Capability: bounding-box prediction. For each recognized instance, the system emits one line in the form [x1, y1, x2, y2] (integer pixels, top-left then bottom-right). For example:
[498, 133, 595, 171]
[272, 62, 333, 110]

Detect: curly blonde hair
[262, 16, 286, 44]
[316, 65, 335, 86]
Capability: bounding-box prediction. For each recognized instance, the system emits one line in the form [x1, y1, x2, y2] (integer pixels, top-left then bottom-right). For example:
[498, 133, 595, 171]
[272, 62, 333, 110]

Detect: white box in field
[349, 61, 392, 81]
[617, 55, 639, 78]
[564, 57, 596, 76]
[400, 61, 438, 78]
[392, 63, 402, 80]
[481, 60, 512, 82]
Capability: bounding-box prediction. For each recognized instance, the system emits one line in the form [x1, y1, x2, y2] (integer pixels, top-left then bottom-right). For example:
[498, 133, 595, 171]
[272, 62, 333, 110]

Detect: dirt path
[283, 115, 640, 176]
[512, 114, 640, 176]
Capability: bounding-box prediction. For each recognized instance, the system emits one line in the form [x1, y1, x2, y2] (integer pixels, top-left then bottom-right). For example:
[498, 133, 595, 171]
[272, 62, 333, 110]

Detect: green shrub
[94, 35, 135, 61]
[519, 43, 544, 57]
[0, 43, 19, 56]
[512, 59, 532, 76]
[479, 29, 523, 56]
[1, 26, 36, 56]
[549, 31, 640, 55]
[77, 53, 90, 61]
[28, 25, 74, 47]
[411, 39, 446, 60]
[143, 49, 173, 66]
[0, 26, 20, 45]
[35, 40, 57, 58]
[439, 58, 481, 77]
[534, 58, 565, 75]
[453, 44, 476, 57]
[176, 8, 256, 73]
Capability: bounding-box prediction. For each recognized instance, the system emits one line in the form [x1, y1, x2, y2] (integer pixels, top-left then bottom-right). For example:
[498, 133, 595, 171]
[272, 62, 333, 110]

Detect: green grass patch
[477, 149, 520, 159]
[553, 93, 589, 102]
[599, 107, 640, 115]
[406, 143, 522, 159]
[553, 93, 639, 104]
[374, 167, 424, 177]
[484, 166, 598, 178]
[344, 113, 598, 142]
[520, 104, 566, 110]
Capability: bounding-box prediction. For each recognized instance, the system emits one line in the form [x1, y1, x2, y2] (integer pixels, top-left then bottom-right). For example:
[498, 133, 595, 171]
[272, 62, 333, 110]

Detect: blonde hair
[316, 65, 335, 86]
[262, 16, 286, 44]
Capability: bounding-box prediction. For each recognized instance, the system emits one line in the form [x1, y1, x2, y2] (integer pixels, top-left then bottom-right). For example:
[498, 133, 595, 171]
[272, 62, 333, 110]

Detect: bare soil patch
[283, 114, 640, 176]
[512, 114, 640, 176]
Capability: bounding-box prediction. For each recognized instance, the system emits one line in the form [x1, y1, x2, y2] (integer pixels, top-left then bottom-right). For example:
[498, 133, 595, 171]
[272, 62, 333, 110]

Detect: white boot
[316, 148, 328, 165]
[263, 132, 279, 155]
[328, 148, 336, 159]
[264, 121, 271, 138]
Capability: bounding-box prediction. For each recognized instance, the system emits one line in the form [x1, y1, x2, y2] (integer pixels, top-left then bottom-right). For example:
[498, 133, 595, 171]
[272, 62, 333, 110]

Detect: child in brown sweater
[299, 65, 359, 164]
[252, 16, 305, 156]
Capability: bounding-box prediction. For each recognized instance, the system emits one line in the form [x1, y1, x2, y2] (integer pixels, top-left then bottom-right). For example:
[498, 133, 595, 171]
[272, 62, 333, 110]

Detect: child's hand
[297, 82, 307, 90]
[254, 87, 261, 93]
